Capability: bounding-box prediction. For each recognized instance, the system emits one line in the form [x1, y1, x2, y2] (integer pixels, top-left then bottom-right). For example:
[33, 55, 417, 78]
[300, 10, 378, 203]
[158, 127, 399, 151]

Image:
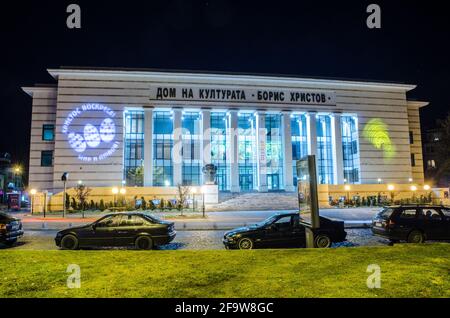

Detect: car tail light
[0, 224, 6, 231]
[388, 220, 395, 228]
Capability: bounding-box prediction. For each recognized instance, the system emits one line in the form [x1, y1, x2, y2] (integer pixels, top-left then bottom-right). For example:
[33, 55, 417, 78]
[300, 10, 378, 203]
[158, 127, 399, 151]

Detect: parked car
[223, 212, 347, 249]
[372, 205, 450, 243]
[55, 212, 176, 250]
[0, 212, 24, 247]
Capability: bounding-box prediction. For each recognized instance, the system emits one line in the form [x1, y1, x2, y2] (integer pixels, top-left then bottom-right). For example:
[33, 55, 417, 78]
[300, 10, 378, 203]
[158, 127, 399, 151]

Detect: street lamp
[191, 188, 197, 212]
[61, 172, 69, 218]
[408, 178, 413, 183]
[112, 187, 119, 207]
[423, 184, 431, 191]
[30, 189, 37, 215]
[387, 184, 395, 203]
[410, 185, 417, 192]
[201, 186, 206, 218]
[377, 178, 382, 184]
[344, 185, 351, 204]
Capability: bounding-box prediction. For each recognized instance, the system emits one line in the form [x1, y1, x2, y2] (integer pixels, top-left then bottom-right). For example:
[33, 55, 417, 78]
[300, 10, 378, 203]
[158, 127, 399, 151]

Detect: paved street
[0, 228, 390, 251]
[13, 208, 379, 231]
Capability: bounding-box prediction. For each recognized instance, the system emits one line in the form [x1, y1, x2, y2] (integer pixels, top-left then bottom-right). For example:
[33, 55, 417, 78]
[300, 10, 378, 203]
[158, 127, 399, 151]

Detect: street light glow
[120, 188, 127, 195]
[112, 187, 119, 194]
[424, 185, 431, 191]
[344, 185, 351, 191]
[30, 189, 37, 195]
[387, 184, 395, 191]
[410, 185, 417, 191]
[165, 180, 170, 187]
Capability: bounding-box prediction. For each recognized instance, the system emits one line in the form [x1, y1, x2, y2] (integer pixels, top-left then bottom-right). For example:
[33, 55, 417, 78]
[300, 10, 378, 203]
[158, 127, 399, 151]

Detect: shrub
[99, 199, 105, 211]
[141, 197, 147, 210]
[148, 200, 156, 210]
[158, 199, 165, 211]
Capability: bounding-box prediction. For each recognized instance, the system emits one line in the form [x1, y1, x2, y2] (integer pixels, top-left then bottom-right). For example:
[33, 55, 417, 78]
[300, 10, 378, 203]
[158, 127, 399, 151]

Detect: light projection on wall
[62, 103, 120, 162]
[362, 118, 396, 161]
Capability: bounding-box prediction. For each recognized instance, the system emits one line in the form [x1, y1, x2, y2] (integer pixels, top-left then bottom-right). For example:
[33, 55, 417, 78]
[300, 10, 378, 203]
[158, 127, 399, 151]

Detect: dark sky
[1, 0, 449, 171]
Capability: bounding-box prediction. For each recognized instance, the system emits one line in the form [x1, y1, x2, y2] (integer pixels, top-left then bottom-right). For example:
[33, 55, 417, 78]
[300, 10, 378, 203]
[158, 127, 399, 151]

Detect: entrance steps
[211, 192, 298, 212]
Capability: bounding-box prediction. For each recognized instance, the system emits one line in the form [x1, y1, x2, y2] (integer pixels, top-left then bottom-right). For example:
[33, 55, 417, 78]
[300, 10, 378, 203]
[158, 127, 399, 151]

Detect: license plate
[375, 222, 382, 227]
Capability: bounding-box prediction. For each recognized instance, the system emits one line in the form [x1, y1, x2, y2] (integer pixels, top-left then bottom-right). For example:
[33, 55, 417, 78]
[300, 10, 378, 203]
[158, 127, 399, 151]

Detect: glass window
[291, 114, 308, 186]
[153, 111, 174, 186]
[124, 111, 145, 186]
[275, 215, 292, 225]
[400, 209, 417, 219]
[182, 112, 201, 186]
[265, 114, 284, 191]
[341, 115, 361, 184]
[411, 154, 416, 167]
[441, 208, 450, 217]
[409, 131, 414, 144]
[42, 124, 55, 141]
[41, 151, 53, 167]
[96, 215, 121, 228]
[420, 209, 441, 220]
[238, 113, 257, 191]
[317, 115, 334, 184]
[211, 112, 229, 191]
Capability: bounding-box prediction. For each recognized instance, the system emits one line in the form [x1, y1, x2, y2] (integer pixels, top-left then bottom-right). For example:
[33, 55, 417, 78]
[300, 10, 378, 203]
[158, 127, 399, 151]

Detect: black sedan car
[223, 212, 346, 249]
[55, 212, 176, 250]
[0, 212, 24, 247]
[372, 205, 450, 243]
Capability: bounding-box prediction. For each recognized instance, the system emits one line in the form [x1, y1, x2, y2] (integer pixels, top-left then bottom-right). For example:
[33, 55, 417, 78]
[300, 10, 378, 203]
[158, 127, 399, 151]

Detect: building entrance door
[268, 174, 280, 191]
[239, 174, 253, 191]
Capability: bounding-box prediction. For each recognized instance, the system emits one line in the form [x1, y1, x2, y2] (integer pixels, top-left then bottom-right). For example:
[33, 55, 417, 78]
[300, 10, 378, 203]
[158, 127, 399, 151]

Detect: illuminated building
[23, 68, 427, 194]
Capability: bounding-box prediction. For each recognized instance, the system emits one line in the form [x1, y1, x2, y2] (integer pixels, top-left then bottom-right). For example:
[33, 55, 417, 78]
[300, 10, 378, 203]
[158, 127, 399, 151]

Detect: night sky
[1, 0, 449, 176]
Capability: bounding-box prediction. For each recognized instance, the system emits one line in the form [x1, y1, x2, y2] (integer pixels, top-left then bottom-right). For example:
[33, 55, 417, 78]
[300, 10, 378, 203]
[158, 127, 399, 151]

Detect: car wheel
[61, 234, 79, 250]
[238, 238, 254, 250]
[314, 234, 332, 248]
[135, 236, 153, 250]
[389, 239, 399, 244]
[407, 230, 425, 243]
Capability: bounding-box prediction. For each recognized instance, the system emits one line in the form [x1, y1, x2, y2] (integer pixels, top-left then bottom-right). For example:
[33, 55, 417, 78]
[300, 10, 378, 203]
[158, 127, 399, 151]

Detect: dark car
[55, 212, 176, 250]
[0, 212, 24, 247]
[372, 205, 450, 243]
[223, 212, 347, 249]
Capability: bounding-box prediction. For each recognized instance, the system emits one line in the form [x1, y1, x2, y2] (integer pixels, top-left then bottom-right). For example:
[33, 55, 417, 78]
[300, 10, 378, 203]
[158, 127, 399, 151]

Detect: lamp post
[344, 185, 351, 206]
[388, 184, 395, 203]
[191, 188, 197, 212]
[61, 172, 69, 218]
[201, 186, 205, 218]
[120, 187, 127, 207]
[30, 189, 37, 215]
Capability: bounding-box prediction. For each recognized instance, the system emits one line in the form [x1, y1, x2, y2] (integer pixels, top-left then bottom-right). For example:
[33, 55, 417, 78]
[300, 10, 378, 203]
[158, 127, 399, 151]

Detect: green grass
[0, 244, 449, 298]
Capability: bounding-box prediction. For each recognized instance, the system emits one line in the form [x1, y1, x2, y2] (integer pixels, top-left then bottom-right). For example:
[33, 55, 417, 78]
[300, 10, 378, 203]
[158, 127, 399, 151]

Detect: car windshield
[257, 215, 281, 226]
[378, 208, 395, 219]
[141, 213, 162, 223]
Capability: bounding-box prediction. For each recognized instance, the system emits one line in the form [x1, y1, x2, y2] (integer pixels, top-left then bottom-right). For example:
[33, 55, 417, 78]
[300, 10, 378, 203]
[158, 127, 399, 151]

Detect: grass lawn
[0, 244, 449, 298]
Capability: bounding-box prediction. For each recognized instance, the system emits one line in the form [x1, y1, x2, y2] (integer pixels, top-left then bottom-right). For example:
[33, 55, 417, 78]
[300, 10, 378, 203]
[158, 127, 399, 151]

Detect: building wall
[28, 88, 57, 191]
[26, 69, 427, 193]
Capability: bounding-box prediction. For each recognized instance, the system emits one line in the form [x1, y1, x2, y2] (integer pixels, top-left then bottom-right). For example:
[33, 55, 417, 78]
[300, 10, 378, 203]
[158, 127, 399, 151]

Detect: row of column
[142, 108, 346, 191]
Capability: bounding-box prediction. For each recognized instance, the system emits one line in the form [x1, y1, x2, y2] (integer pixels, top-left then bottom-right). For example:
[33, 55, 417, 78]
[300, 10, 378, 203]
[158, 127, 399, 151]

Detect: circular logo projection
[62, 104, 120, 162]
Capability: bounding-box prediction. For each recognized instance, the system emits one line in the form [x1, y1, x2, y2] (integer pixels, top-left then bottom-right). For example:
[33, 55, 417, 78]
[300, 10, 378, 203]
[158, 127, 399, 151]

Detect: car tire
[314, 234, 332, 248]
[135, 236, 153, 250]
[237, 238, 254, 250]
[407, 230, 425, 243]
[60, 234, 79, 250]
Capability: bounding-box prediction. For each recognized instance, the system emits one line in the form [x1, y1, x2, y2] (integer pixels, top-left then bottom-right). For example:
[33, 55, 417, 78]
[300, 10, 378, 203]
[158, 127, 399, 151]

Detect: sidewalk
[16, 208, 377, 231]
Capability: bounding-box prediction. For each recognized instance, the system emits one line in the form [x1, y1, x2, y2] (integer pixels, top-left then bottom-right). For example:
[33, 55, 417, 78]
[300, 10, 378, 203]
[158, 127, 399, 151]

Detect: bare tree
[74, 183, 92, 217]
[176, 184, 191, 215]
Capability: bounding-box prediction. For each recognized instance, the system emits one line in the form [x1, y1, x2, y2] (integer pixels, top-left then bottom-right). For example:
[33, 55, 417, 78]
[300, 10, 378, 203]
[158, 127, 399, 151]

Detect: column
[256, 111, 268, 192]
[333, 113, 345, 185]
[308, 112, 318, 156]
[143, 108, 153, 187]
[308, 112, 320, 183]
[173, 108, 183, 186]
[228, 110, 240, 193]
[201, 109, 211, 185]
[282, 111, 295, 192]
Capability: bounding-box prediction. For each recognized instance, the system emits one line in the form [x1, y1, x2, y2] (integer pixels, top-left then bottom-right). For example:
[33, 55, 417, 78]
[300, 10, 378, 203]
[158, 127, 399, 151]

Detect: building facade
[24, 68, 427, 195]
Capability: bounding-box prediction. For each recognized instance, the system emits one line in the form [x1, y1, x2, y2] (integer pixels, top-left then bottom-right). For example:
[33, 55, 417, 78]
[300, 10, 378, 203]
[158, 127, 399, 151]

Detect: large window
[41, 151, 53, 167]
[341, 115, 360, 184]
[317, 114, 335, 184]
[42, 124, 55, 141]
[153, 111, 173, 186]
[265, 114, 284, 191]
[238, 113, 257, 191]
[211, 112, 229, 191]
[291, 114, 308, 186]
[124, 111, 144, 186]
[182, 112, 201, 186]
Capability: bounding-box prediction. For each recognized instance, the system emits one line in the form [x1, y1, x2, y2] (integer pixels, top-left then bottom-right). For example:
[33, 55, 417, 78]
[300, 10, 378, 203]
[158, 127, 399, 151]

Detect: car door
[114, 214, 142, 246]
[395, 208, 418, 238]
[440, 208, 450, 239]
[262, 215, 293, 247]
[419, 208, 446, 240]
[91, 215, 122, 246]
[291, 214, 306, 247]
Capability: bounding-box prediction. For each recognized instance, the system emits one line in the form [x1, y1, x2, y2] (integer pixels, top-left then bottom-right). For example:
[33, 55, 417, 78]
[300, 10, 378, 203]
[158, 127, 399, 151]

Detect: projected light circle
[62, 103, 120, 162]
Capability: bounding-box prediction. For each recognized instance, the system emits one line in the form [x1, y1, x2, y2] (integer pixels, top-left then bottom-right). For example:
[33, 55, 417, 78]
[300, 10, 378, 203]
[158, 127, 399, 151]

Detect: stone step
[211, 192, 298, 211]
